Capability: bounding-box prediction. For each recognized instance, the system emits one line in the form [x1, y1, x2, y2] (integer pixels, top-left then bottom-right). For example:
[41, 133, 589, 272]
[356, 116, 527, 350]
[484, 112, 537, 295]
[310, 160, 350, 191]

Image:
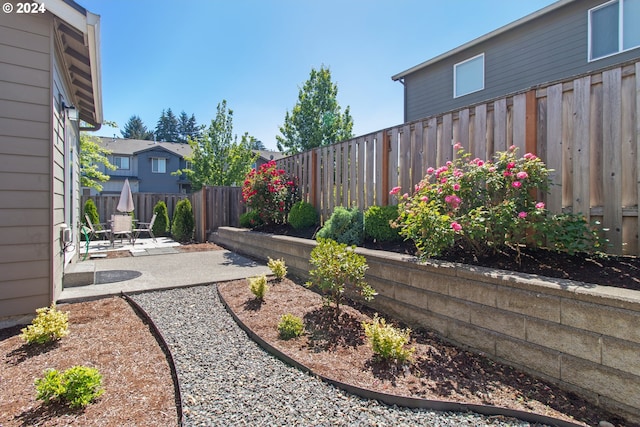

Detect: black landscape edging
[121, 292, 183, 427]
[217, 286, 586, 427]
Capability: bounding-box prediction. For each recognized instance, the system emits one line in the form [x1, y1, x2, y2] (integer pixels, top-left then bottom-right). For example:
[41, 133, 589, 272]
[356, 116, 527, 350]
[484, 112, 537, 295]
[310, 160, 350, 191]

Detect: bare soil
[218, 276, 629, 427]
[0, 297, 178, 427]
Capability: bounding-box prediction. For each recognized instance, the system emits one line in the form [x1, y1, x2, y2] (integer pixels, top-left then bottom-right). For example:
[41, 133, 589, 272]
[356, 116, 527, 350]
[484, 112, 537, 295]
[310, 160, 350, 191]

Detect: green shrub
[20, 303, 69, 345]
[277, 313, 305, 339]
[397, 146, 603, 260]
[35, 365, 104, 408]
[249, 274, 269, 300]
[152, 201, 170, 237]
[362, 314, 415, 363]
[288, 201, 318, 230]
[364, 205, 401, 242]
[239, 210, 263, 229]
[267, 257, 287, 280]
[83, 199, 101, 230]
[316, 206, 364, 246]
[171, 198, 194, 242]
[242, 160, 298, 225]
[306, 238, 375, 315]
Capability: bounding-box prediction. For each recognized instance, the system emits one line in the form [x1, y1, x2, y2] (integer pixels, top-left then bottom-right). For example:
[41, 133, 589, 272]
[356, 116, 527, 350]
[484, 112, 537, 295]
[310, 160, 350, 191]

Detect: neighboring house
[0, 1, 102, 323]
[89, 137, 192, 195]
[253, 149, 285, 169]
[88, 138, 284, 195]
[392, 0, 640, 122]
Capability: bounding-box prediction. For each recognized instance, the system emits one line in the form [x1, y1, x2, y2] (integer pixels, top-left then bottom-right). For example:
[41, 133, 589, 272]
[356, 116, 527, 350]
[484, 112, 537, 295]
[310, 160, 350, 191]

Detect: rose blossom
[451, 221, 462, 232]
[535, 202, 545, 209]
[518, 211, 527, 219]
[512, 181, 522, 188]
[389, 186, 401, 195]
[516, 171, 528, 179]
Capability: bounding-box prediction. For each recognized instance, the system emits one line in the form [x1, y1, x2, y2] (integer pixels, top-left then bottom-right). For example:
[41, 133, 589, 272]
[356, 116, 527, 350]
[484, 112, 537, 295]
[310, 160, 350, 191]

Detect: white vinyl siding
[589, 0, 640, 61]
[454, 53, 484, 98]
[152, 157, 166, 173]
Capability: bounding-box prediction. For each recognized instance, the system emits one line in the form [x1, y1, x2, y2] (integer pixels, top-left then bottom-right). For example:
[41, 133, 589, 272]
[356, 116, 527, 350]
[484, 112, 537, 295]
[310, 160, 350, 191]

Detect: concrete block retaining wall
[213, 227, 640, 423]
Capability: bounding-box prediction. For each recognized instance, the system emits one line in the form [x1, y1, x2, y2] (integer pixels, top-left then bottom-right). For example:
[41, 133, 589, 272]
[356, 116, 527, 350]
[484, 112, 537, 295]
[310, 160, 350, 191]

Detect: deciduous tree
[80, 133, 115, 192]
[277, 66, 354, 154]
[175, 100, 257, 190]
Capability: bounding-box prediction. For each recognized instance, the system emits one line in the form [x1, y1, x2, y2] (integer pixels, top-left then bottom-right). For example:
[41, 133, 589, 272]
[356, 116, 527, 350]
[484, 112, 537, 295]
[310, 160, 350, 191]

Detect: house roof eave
[391, 0, 575, 81]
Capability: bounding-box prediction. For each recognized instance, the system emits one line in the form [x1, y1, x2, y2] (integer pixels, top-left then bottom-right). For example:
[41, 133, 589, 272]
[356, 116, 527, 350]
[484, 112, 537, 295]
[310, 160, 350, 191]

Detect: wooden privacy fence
[277, 60, 640, 256]
[191, 186, 246, 242]
[81, 193, 190, 225]
[83, 186, 245, 242]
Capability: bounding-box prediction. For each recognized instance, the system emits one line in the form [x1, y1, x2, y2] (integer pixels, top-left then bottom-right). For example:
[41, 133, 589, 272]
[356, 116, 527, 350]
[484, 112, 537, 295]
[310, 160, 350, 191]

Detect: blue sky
[82, 0, 557, 151]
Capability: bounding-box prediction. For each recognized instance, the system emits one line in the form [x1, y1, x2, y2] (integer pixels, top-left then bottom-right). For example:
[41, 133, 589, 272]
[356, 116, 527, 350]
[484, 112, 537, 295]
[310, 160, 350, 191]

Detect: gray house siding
[0, 13, 53, 319]
[136, 148, 185, 193]
[403, 0, 640, 121]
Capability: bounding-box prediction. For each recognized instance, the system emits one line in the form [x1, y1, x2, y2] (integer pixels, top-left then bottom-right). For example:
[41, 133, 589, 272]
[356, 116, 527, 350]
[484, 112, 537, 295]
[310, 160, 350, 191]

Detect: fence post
[382, 130, 390, 206]
[525, 89, 537, 156]
[311, 150, 318, 209]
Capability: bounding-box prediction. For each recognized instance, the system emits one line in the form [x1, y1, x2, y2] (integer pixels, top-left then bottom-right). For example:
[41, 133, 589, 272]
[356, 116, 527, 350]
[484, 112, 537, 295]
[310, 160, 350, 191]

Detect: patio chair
[83, 214, 110, 241]
[132, 213, 157, 244]
[110, 214, 133, 247]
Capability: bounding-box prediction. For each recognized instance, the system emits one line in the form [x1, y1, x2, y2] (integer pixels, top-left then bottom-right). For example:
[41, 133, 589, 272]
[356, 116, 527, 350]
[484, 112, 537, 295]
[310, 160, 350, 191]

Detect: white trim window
[454, 53, 485, 98]
[113, 156, 130, 170]
[152, 157, 166, 173]
[589, 0, 640, 61]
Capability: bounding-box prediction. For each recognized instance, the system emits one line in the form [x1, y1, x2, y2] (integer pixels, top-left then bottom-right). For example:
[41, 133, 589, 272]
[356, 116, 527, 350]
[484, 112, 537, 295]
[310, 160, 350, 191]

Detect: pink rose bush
[396, 146, 601, 259]
[242, 160, 298, 225]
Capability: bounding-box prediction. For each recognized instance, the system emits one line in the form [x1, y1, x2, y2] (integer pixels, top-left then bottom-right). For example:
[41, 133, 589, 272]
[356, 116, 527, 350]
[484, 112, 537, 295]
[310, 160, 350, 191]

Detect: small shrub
[277, 313, 305, 339]
[288, 201, 318, 230]
[171, 198, 194, 242]
[267, 257, 287, 280]
[35, 366, 104, 408]
[249, 274, 269, 300]
[362, 314, 415, 363]
[306, 238, 375, 316]
[364, 205, 401, 242]
[20, 303, 69, 345]
[316, 206, 364, 246]
[239, 210, 263, 229]
[152, 201, 170, 237]
[83, 199, 101, 230]
[242, 160, 298, 225]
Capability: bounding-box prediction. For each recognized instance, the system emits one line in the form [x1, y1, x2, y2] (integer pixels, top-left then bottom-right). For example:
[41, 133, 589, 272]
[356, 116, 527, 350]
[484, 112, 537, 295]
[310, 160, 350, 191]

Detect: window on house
[589, 0, 640, 61]
[454, 53, 484, 98]
[152, 157, 166, 173]
[113, 156, 130, 170]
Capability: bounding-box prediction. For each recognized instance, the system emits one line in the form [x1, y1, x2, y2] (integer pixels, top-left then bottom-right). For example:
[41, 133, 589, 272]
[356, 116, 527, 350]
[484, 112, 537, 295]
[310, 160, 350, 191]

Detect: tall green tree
[120, 115, 153, 140]
[247, 136, 266, 151]
[277, 65, 354, 154]
[175, 100, 257, 190]
[80, 133, 116, 192]
[177, 111, 202, 143]
[155, 108, 179, 142]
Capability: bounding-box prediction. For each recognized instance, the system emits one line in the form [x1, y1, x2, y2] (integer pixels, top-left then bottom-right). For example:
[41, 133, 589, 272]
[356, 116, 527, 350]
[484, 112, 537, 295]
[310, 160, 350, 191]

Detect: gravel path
[130, 284, 550, 427]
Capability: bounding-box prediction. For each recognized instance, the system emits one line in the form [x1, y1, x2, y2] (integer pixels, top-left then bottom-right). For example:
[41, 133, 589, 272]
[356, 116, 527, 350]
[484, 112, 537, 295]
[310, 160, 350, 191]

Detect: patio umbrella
[116, 178, 135, 213]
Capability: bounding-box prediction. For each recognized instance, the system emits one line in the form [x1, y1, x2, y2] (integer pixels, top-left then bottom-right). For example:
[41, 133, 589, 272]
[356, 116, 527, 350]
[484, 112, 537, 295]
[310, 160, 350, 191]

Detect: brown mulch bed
[256, 224, 640, 291]
[218, 276, 629, 427]
[0, 297, 178, 427]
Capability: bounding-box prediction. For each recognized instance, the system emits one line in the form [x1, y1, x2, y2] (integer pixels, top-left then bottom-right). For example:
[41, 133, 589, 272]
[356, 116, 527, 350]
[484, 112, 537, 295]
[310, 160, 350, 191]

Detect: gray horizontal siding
[404, 0, 640, 121]
[0, 11, 52, 319]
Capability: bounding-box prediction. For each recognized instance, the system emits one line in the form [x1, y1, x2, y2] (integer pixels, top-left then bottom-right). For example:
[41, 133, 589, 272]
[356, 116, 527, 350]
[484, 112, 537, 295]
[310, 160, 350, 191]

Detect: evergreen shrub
[152, 201, 170, 236]
[364, 205, 401, 242]
[316, 206, 364, 246]
[288, 201, 318, 230]
[171, 198, 194, 242]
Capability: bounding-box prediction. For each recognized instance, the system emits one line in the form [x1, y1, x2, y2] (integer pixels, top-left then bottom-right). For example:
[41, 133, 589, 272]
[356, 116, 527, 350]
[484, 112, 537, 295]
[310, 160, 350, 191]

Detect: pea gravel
[130, 284, 550, 427]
